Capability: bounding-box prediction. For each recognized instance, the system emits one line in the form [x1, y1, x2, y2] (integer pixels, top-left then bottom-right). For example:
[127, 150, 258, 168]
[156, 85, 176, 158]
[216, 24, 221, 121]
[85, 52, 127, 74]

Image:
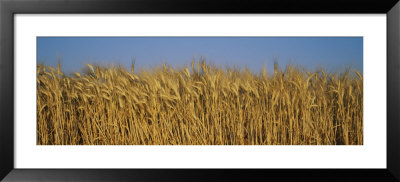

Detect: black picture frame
[1, 0, 399, 181]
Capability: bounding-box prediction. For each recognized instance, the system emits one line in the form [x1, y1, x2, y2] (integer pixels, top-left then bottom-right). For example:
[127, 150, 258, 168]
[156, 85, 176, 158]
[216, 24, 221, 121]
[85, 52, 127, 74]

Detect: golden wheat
[37, 61, 363, 145]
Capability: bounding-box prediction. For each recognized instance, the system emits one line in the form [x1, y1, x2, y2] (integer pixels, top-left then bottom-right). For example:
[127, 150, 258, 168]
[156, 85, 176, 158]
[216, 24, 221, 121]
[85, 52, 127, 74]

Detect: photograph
[36, 37, 363, 145]
[2, 0, 398, 181]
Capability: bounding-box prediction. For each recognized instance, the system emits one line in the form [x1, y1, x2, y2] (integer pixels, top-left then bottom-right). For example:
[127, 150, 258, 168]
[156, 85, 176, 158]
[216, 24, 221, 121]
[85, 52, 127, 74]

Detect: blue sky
[37, 37, 363, 74]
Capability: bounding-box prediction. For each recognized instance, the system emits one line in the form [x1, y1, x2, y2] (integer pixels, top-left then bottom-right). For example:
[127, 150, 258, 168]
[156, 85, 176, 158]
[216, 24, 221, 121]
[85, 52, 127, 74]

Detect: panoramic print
[37, 37, 363, 145]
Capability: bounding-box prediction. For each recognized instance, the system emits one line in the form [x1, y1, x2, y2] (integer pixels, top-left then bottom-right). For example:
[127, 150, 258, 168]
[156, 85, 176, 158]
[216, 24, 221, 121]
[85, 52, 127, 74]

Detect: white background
[15, 14, 386, 168]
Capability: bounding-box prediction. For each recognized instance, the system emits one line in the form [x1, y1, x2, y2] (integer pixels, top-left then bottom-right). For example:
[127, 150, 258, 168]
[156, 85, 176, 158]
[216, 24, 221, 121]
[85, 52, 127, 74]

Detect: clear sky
[37, 37, 363, 74]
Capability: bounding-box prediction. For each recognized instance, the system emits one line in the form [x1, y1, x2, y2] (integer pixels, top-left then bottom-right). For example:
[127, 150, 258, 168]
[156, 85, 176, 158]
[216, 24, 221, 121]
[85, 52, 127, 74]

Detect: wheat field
[37, 60, 363, 145]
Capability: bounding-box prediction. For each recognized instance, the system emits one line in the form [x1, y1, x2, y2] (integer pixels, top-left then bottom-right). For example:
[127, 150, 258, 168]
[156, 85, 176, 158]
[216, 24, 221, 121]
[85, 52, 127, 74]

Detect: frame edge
[0, 0, 15, 181]
[388, 1, 400, 181]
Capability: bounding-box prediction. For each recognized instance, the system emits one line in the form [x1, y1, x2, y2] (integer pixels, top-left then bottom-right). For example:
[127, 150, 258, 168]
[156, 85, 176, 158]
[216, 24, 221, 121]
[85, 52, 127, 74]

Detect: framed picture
[1, 0, 399, 181]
